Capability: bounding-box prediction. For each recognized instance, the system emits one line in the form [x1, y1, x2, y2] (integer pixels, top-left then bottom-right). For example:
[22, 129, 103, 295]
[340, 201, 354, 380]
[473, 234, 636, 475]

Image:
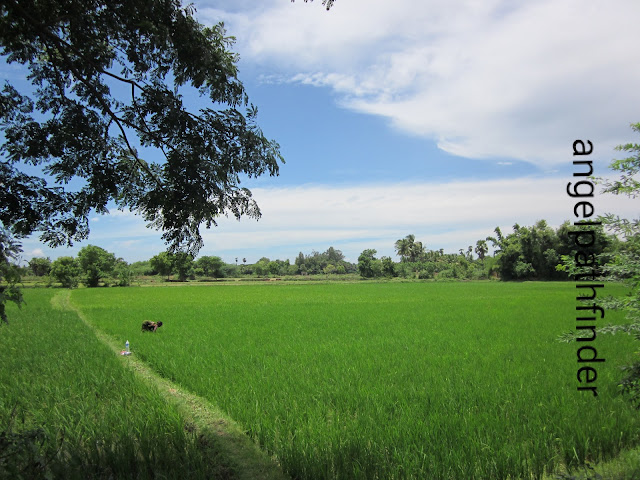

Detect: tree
[28, 257, 51, 276]
[113, 258, 134, 286]
[323, 264, 336, 275]
[381, 256, 396, 277]
[49, 256, 80, 288]
[486, 227, 504, 256]
[253, 257, 270, 277]
[150, 252, 173, 281]
[475, 240, 488, 261]
[0, 0, 283, 315]
[0, 229, 22, 323]
[358, 249, 381, 278]
[325, 246, 345, 263]
[196, 255, 225, 278]
[77, 245, 116, 287]
[172, 252, 194, 281]
[395, 234, 425, 263]
[395, 235, 414, 262]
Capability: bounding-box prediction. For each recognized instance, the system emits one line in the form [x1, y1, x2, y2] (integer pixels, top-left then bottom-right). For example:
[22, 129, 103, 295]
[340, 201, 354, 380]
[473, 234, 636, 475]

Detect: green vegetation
[15, 219, 619, 291]
[70, 282, 640, 480]
[590, 122, 640, 408]
[0, 289, 284, 479]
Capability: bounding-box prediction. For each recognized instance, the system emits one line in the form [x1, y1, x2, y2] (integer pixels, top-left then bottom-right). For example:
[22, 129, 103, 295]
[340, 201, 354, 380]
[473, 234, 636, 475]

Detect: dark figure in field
[142, 320, 163, 332]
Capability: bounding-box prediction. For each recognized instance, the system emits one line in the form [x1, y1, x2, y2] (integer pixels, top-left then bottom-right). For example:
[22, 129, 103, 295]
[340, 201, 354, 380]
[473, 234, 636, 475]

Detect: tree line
[19, 218, 617, 287]
[358, 220, 614, 281]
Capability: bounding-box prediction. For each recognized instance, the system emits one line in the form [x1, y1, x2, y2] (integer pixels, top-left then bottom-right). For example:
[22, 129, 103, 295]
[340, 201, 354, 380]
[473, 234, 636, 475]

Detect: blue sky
[9, 0, 640, 264]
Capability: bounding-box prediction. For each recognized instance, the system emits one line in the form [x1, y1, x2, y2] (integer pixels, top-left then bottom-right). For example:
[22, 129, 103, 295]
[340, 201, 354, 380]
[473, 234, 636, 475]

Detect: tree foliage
[150, 251, 173, 280]
[394, 234, 426, 263]
[0, 0, 284, 315]
[172, 252, 193, 281]
[592, 122, 640, 406]
[293, 247, 352, 275]
[0, 228, 23, 323]
[28, 257, 51, 276]
[49, 256, 80, 288]
[0, 0, 283, 251]
[358, 249, 381, 278]
[196, 255, 225, 278]
[77, 245, 116, 287]
[491, 220, 612, 281]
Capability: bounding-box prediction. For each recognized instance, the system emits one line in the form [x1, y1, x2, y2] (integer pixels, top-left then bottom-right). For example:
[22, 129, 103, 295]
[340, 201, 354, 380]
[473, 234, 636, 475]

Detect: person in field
[141, 320, 163, 332]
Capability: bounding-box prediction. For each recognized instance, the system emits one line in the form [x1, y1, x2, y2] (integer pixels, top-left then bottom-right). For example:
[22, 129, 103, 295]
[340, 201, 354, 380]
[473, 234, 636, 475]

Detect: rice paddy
[62, 281, 640, 479]
[0, 289, 233, 479]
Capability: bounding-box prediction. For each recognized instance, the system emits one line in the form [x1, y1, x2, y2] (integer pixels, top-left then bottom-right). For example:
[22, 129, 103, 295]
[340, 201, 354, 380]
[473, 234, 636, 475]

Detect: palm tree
[475, 240, 488, 261]
[486, 227, 504, 256]
[411, 241, 426, 262]
[394, 235, 414, 262]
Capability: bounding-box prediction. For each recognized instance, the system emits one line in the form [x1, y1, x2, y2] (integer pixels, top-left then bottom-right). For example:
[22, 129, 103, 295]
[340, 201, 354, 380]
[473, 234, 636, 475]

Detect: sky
[9, 0, 640, 264]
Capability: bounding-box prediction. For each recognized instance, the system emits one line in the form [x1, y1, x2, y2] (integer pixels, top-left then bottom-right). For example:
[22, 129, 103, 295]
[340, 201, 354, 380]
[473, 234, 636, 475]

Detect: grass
[0, 288, 285, 479]
[68, 281, 640, 480]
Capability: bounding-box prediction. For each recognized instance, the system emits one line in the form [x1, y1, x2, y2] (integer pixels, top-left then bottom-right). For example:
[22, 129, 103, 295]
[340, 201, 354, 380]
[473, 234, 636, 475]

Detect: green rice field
[0, 289, 233, 479]
[60, 281, 640, 480]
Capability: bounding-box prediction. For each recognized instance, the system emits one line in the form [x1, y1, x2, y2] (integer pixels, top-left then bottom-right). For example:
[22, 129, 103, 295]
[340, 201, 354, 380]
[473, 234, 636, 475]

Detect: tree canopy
[0, 0, 284, 319]
[0, 0, 283, 254]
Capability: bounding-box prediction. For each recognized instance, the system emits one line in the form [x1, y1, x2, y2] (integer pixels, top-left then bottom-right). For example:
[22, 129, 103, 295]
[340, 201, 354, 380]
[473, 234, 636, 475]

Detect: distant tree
[113, 258, 133, 286]
[172, 252, 194, 281]
[475, 240, 488, 261]
[130, 260, 153, 277]
[196, 255, 225, 278]
[77, 245, 116, 287]
[394, 235, 414, 262]
[253, 257, 270, 277]
[28, 257, 51, 276]
[325, 246, 345, 263]
[50, 256, 80, 288]
[358, 249, 381, 278]
[150, 252, 173, 281]
[221, 263, 236, 277]
[486, 227, 504, 256]
[323, 264, 336, 275]
[381, 256, 396, 277]
[268, 261, 280, 276]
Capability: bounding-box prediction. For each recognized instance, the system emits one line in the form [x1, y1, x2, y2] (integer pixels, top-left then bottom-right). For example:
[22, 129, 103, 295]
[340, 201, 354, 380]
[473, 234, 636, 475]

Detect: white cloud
[195, 177, 638, 262]
[22, 178, 638, 264]
[200, 0, 640, 167]
[28, 248, 44, 258]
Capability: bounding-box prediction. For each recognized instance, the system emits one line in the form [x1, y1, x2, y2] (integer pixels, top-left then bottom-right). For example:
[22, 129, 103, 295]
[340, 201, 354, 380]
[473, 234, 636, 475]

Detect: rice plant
[70, 282, 640, 479]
